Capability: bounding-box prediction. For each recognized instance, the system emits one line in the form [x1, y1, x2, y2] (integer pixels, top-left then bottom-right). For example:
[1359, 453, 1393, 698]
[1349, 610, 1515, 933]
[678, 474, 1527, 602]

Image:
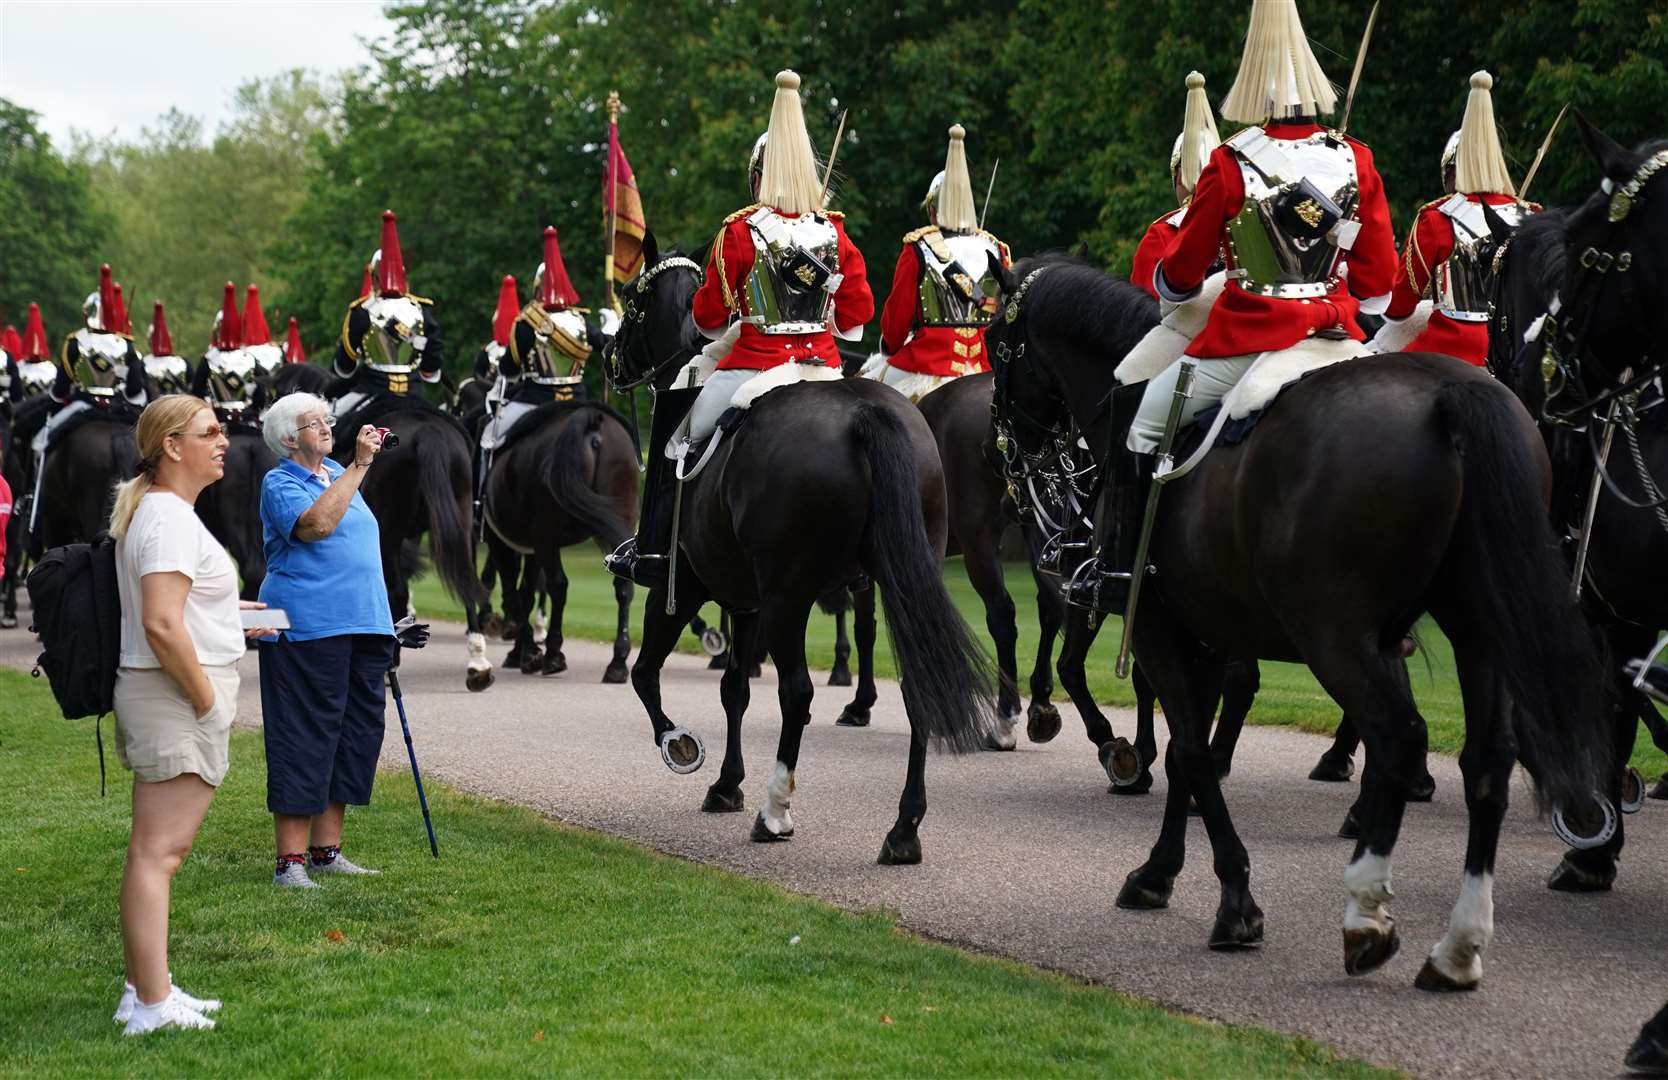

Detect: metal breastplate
[143, 355, 191, 397]
[206, 348, 258, 409]
[1223, 128, 1361, 299]
[246, 343, 284, 378]
[17, 360, 56, 395]
[917, 229, 1003, 328]
[363, 295, 424, 373]
[742, 208, 839, 334]
[1434, 196, 1528, 322]
[76, 330, 128, 387]
[525, 307, 591, 384]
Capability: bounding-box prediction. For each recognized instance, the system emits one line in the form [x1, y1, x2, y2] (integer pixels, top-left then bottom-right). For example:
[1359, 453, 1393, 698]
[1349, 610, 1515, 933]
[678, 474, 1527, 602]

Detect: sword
[1519, 103, 1569, 202]
[1337, 0, 1380, 137]
[1572, 370, 1629, 601]
[979, 157, 1001, 230]
[1115, 361, 1195, 679]
[819, 108, 849, 205]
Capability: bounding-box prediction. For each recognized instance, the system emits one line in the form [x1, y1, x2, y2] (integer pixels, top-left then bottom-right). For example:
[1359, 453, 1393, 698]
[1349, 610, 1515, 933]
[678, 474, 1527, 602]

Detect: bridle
[606, 254, 703, 391]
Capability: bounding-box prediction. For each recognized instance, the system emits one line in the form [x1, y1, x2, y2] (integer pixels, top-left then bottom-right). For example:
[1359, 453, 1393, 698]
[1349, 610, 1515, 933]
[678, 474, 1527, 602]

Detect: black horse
[607, 240, 994, 863]
[32, 399, 140, 554]
[1485, 117, 1668, 893]
[480, 399, 639, 682]
[0, 395, 25, 627]
[988, 253, 1611, 986]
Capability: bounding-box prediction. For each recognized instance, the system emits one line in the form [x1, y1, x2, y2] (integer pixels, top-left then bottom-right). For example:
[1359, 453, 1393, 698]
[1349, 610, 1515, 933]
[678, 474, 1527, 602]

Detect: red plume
[21, 303, 48, 359]
[377, 210, 408, 297]
[98, 264, 117, 332]
[112, 283, 132, 334]
[149, 301, 174, 355]
[212, 282, 242, 350]
[284, 317, 307, 363]
[1, 325, 19, 356]
[492, 275, 519, 346]
[539, 226, 580, 310]
[242, 284, 272, 344]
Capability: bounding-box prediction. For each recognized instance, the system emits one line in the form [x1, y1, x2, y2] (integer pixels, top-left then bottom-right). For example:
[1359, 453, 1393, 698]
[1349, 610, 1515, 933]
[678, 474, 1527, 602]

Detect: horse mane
[1009, 252, 1161, 362]
[1515, 207, 1570, 302]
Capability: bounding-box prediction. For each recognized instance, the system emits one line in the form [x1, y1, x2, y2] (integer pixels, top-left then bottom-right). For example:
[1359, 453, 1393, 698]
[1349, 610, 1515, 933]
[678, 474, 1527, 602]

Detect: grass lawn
[0, 667, 1389, 1078]
[413, 545, 1668, 779]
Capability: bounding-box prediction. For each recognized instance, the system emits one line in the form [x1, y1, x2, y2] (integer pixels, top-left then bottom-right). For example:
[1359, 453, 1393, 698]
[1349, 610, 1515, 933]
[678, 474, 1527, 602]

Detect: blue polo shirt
[258, 457, 395, 641]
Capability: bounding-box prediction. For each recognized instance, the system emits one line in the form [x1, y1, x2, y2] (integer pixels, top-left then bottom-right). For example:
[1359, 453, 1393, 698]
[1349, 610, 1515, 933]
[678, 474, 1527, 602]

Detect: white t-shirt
[116, 490, 246, 667]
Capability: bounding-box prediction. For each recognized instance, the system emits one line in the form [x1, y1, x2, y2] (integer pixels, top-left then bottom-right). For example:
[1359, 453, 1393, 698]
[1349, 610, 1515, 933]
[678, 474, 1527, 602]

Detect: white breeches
[683, 369, 757, 449]
[858, 352, 953, 404]
[1127, 354, 1256, 454]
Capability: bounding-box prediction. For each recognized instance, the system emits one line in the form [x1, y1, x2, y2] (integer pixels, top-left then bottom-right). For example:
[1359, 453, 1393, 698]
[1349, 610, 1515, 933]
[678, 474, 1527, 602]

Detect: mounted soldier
[136, 301, 192, 402]
[5, 303, 55, 405]
[241, 284, 284, 380]
[332, 210, 445, 419]
[605, 69, 874, 589]
[485, 228, 594, 451]
[191, 282, 261, 425]
[1378, 72, 1535, 365]
[861, 124, 1009, 403]
[283, 317, 307, 364]
[461, 274, 516, 417]
[1130, 72, 1223, 301]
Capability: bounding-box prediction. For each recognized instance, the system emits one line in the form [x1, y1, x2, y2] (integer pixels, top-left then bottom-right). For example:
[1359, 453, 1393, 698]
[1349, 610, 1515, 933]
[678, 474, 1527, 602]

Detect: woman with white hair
[256, 392, 393, 888]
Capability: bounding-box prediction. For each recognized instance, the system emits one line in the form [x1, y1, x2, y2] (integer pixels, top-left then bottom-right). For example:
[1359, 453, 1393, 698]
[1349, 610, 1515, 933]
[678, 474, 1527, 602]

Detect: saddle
[333, 390, 470, 449]
[45, 394, 138, 456]
[493, 397, 641, 458]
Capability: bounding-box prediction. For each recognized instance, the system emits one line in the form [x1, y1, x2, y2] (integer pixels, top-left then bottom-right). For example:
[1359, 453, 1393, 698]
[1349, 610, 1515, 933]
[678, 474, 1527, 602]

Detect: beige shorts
[113, 663, 240, 786]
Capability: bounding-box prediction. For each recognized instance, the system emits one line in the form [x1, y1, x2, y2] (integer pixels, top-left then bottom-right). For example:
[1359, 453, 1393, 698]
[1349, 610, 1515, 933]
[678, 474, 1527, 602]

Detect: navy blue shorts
[259, 633, 395, 816]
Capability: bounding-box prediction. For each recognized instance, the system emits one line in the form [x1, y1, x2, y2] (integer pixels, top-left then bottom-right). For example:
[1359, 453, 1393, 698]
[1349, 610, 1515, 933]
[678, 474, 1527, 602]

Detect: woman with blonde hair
[107, 393, 267, 1034]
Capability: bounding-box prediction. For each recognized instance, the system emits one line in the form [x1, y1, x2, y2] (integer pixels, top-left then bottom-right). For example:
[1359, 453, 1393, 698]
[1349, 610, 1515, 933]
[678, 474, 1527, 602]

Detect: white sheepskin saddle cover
[1115, 271, 1227, 386]
[731, 360, 843, 409]
[1368, 300, 1434, 355]
[1218, 336, 1370, 420]
[858, 350, 953, 404]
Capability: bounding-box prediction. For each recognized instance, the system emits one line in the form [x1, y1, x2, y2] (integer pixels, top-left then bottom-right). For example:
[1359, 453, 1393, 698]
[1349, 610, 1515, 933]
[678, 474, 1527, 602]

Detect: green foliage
[0, 100, 109, 338]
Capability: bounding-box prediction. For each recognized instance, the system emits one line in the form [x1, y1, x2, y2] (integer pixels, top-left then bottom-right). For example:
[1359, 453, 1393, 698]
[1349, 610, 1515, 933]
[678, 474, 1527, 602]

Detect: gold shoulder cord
[58, 334, 75, 380]
[339, 295, 368, 362]
[711, 226, 737, 313]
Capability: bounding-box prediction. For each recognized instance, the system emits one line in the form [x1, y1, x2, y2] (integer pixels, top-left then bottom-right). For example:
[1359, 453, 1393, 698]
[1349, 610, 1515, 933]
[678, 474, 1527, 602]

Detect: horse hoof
[1115, 869, 1173, 911]
[1651, 774, 1668, 801]
[481, 613, 504, 638]
[1100, 738, 1142, 787]
[1547, 854, 1616, 893]
[1337, 810, 1361, 840]
[750, 811, 792, 843]
[519, 658, 541, 676]
[981, 718, 1019, 751]
[541, 652, 567, 676]
[701, 786, 744, 813]
[0, 614, 15, 630]
[1026, 702, 1062, 744]
[1408, 773, 1436, 802]
[499, 621, 520, 642]
[1621, 766, 1646, 814]
[1108, 770, 1153, 796]
[827, 668, 853, 688]
[1342, 925, 1400, 976]
[877, 832, 922, 866]
[601, 662, 628, 685]
[1552, 792, 1618, 850]
[465, 668, 495, 693]
[1308, 751, 1355, 783]
[1414, 958, 1479, 993]
[1625, 1029, 1668, 1074]
[1208, 907, 1264, 951]
[658, 728, 705, 775]
[835, 708, 870, 728]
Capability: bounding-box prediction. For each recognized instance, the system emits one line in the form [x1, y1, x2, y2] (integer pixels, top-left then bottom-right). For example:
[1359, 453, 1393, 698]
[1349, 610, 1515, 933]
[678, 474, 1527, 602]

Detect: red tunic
[1130, 210, 1183, 301]
[1387, 193, 1527, 366]
[1159, 122, 1397, 359]
[879, 234, 1012, 377]
[691, 207, 873, 371]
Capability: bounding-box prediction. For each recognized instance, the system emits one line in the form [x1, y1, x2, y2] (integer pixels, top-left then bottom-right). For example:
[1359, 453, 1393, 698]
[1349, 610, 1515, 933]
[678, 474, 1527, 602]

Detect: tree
[0, 100, 109, 339]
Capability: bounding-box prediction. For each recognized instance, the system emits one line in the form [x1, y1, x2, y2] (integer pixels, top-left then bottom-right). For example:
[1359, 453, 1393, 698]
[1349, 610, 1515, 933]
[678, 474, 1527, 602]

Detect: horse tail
[540, 407, 633, 550]
[1435, 376, 1607, 811]
[414, 424, 487, 606]
[853, 402, 994, 753]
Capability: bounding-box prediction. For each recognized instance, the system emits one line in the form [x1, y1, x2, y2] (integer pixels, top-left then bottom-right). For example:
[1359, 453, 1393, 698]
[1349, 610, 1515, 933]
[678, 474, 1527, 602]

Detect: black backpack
[27, 534, 122, 791]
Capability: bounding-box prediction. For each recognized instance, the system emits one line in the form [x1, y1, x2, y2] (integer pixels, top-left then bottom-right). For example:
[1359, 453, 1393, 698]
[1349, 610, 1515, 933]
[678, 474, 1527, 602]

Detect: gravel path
[8, 615, 1663, 1078]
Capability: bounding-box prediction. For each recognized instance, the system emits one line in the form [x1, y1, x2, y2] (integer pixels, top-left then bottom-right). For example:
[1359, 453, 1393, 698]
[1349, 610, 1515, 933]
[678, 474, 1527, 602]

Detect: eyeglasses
[297, 416, 337, 435]
[170, 424, 225, 441]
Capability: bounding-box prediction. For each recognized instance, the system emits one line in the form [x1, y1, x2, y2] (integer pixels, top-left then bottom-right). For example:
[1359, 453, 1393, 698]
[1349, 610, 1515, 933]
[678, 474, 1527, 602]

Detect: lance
[979, 157, 1001, 231]
[1337, 1, 1380, 137]
[1519, 103, 1570, 202]
[819, 108, 849, 205]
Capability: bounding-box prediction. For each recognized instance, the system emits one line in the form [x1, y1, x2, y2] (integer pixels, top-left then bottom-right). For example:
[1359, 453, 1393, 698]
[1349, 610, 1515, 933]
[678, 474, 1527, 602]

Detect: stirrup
[1065, 558, 1133, 615]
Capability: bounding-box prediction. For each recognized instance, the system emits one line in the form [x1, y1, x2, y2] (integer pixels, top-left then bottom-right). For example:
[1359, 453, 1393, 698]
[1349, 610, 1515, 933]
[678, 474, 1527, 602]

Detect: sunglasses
[170, 424, 225, 441]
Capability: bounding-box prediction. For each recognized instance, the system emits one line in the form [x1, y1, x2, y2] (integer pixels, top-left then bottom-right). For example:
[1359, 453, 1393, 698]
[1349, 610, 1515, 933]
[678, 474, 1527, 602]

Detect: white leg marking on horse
[466, 631, 492, 673]
[532, 607, 548, 646]
[762, 761, 795, 836]
[1427, 872, 1493, 986]
[1343, 852, 1395, 934]
[988, 709, 1019, 750]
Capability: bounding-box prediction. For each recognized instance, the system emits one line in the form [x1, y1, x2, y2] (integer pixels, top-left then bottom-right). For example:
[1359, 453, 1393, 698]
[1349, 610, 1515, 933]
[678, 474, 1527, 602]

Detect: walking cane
[389, 618, 439, 857]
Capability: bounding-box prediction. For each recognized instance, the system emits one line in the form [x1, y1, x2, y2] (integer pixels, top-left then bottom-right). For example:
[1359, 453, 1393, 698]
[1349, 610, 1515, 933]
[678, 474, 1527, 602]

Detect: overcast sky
[1, 0, 392, 146]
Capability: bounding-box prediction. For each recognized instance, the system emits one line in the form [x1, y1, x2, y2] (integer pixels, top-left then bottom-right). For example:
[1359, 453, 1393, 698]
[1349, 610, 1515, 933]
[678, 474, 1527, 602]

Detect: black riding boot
[1067, 448, 1155, 615]
[605, 386, 699, 590]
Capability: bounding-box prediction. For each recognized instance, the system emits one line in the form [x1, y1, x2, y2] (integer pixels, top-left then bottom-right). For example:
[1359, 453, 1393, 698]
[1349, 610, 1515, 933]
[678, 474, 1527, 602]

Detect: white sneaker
[115, 979, 220, 1024]
[274, 861, 322, 888]
[121, 989, 215, 1035]
[310, 852, 378, 876]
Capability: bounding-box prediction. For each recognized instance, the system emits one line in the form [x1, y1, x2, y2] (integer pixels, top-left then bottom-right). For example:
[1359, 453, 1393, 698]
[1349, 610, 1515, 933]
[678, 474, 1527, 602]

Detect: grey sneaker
[273, 862, 321, 889]
[310, 853, 379, 876]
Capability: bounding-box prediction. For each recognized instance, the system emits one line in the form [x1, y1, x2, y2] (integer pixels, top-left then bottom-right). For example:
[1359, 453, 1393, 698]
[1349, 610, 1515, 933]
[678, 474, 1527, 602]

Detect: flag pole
[605, 90, 622, 315]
